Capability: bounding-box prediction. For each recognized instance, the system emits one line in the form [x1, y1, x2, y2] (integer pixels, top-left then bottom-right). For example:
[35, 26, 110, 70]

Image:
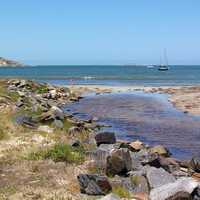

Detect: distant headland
[0, 57, 24, 67]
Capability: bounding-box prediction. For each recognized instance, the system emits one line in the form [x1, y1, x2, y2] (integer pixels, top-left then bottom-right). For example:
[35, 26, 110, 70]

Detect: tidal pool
[65, 92, 200, 159]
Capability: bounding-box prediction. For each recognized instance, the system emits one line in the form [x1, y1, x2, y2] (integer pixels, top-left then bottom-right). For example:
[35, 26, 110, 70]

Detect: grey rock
[130, 175, 150, 194]
[52, 119, 63, 129]
[146, 167, 176, 189]
[150, 178, 199, 200]
[95, 132, 116, 146]
[109, 176, 134, 193]
[50, 106, 64, 120]
[77, 174, 112, 195]
[99, 193, 120, 200]
[106, 148, 132, 176]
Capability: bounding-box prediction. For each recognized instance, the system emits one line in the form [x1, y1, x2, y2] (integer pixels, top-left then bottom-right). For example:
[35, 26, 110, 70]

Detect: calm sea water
[66, 92, 200, 160]
[0, 65, 200, 86]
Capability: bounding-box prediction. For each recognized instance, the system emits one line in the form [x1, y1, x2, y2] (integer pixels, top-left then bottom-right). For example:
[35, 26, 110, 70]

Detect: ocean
[0, 65, 200, 86]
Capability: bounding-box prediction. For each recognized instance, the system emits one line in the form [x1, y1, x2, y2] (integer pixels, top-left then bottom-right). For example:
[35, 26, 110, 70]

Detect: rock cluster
[77, 132, 200, 199]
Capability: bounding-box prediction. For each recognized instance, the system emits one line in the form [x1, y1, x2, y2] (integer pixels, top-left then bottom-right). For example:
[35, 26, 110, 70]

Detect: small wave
[83, 76, 95, 80]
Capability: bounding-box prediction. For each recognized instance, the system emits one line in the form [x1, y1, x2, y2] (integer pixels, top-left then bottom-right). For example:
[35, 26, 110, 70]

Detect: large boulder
[106, 148, 132, 176]
[77, 174, 112, 195]
[95, 132, 116, 146]
[150, 178, 199, 200]
[146, 167, 176, 189]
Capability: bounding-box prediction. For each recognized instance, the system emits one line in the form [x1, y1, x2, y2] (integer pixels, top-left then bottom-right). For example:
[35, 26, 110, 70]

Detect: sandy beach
[69, 84, 200, 116]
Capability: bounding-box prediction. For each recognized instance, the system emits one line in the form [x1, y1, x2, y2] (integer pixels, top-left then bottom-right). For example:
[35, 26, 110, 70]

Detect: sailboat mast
[164, 48, 168, 66]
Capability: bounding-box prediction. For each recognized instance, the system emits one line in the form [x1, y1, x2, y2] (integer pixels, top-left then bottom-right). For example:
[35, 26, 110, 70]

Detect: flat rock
[150, 178, 199, 200]
[77, 174, 112, 195]
[95, 132, 116, 146]
[146, 167, 176, 189]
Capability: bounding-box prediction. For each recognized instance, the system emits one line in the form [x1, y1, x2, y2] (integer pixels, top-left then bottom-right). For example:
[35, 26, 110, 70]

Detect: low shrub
[27, 143, 85, 164]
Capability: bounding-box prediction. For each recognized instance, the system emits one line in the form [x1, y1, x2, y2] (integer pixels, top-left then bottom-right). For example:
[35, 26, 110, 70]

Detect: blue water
[66, 92, 200, 160]
[0, 65, 200, 86]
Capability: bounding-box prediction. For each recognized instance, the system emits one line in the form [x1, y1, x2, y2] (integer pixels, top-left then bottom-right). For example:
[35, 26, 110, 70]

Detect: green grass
[35, 85, 49, 94]
[112, 186, 131, 199]
[27, 143, 85, 164]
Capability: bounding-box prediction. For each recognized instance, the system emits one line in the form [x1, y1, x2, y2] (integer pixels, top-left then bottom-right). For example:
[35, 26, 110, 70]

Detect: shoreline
[69, 84, 200, 116]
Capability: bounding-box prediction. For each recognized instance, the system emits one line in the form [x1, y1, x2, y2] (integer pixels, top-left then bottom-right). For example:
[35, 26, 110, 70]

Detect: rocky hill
[0, 57, 24, 67]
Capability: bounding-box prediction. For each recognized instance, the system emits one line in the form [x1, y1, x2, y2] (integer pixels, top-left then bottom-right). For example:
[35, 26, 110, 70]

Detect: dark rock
[70, 140, 81, 147]
[106, 148, 132, 176]
[15, 115, 37, 128]
[165, 192, 191, 200]
[190, 157, 200, 173]
[77, 174, 112, 195]
[95, 132, 116, 146]
[192, 187, 200, 200]
[146, 167, 176, 189]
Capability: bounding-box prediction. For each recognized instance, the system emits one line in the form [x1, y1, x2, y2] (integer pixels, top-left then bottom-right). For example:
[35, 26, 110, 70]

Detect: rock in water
[95, 132, 116, 146]
[146, 167, 175, 189]
[106, 148, 132, 176]
[150, 178, 199, 200]
[77, 174, 112, 195]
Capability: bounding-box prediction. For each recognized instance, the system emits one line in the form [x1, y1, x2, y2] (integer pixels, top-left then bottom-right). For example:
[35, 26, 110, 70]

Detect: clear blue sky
[0, 0, 200, 65]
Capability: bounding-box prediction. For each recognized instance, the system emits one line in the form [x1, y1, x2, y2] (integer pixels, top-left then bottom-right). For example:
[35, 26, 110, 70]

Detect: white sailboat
[158, 49, 169, 71]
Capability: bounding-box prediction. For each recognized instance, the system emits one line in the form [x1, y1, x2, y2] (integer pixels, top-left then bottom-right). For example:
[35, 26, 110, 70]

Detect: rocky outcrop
[0, 57, 24, 67]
